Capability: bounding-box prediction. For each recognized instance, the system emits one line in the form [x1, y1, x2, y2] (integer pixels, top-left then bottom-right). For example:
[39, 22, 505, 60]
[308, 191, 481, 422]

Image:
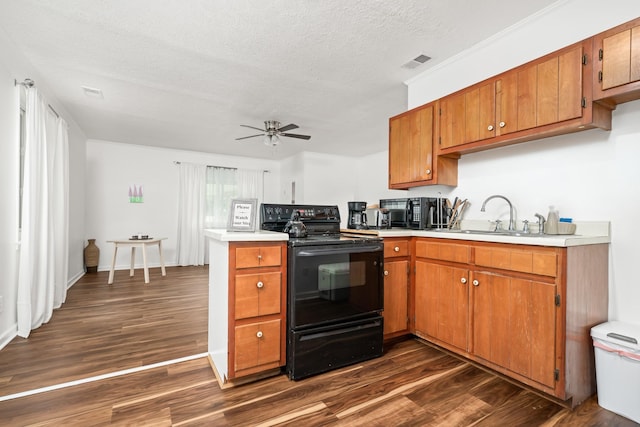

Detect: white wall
[279, 151, 367, 228]
[384, 0, 640, 324]
[0, 28, 87, 347]
[85, 140, 281, 270]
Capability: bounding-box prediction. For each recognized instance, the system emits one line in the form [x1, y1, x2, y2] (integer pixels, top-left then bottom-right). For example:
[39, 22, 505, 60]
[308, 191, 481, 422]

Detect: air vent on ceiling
[401, 54, 431, 70]
[81, 86, 104, 98]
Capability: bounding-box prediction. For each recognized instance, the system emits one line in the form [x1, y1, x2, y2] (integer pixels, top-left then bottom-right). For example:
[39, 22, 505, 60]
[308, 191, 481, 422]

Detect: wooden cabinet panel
[603, 30, 633, 89]
[389, 103, 447, 188]
[383, 239, 409, 258]
[475, 246, 557, 277]
[558, 47, 583, 122]
[228, 241, 286, 381]
[234, 272, 281, 320]
[383, 259, 409, 336]
[439, 94, 465, 150]
[234, 319, 281, 372]
[471, 272, 557, 389]
[414, 240, 470, 264]
[594, 17, 640, 104]
[516, 65, 538, 131]
[235, 245, 281, 269]
[415, 260, 469, 351]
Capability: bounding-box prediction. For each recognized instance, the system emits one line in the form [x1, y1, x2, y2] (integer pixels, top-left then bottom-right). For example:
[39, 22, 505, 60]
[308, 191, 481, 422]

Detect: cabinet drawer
[234, 319, 281, 372]
[475, 246, 557, 277]
[235, 245, 282, 269]
[415, 240, 471, 264]
[235, 272, 281, 320]
[384, 240, 410, 258]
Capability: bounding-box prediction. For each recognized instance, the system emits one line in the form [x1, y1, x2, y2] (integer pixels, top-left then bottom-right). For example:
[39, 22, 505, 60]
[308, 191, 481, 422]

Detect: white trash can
[591, 321, 640, 423]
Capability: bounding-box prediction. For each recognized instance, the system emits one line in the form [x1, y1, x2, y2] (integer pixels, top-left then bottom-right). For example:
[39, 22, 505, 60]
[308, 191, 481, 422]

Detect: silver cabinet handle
[256, 281, 264, 288]
[499, 121, 506, 128]
[487, 125, 494, 131]
[256, 331, 263, 338]
[394, 246, 400, 252]
[425, 169, 432, 175]
[461, 277, 467, 284]
[257, 254, 262, 260]
[384, 270, 389, 276]
[473, 279, 479, 286]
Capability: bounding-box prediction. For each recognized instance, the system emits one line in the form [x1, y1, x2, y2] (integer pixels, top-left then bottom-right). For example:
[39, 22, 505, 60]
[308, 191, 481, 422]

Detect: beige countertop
[205, 221, 610, 247]
[204, 229, 289, 242]
[342, 221, 610, 247]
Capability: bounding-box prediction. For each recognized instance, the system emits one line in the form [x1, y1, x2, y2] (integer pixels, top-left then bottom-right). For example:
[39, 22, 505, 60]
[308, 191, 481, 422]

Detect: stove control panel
[261, 204, 340, 224]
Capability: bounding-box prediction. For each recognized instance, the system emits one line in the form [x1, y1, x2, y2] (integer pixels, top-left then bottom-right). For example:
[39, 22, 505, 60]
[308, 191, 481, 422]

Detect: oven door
[288, 241, 383, 329]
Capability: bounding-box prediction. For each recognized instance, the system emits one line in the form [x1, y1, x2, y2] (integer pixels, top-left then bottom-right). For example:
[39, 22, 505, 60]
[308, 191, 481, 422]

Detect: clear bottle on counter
[545, 206, 559, 234]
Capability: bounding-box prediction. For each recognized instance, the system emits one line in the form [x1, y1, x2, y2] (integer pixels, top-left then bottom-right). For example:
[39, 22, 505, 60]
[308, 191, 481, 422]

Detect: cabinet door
[471, 271, 557, 388]
[234, 319, 281, 372]
[235, 272, 281, 320]
[415, 260, 469, 351]
[389, 104, 434, 186]
[601, 25, 640, 90]
[440, 82, 496, 150]
[383, 259, 409, 336]
[515, 45, 583, 132]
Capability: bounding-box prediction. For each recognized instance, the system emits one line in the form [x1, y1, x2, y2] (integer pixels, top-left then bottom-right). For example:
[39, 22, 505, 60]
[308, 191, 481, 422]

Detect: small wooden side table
[107, 237, 167, 284]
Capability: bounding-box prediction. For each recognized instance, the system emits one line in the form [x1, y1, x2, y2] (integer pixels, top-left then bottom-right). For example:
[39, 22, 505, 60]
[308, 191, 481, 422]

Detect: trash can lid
[591, 321, 640, 352]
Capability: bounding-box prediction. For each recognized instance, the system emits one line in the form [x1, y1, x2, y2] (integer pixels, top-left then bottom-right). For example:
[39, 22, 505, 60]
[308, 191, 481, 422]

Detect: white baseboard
[0, 325, 17, 352]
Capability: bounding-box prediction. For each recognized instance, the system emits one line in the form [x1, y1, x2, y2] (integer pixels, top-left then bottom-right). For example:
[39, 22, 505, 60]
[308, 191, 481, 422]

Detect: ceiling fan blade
[281, 133, 311, 140]
[278, 123, 299, 132]
[235, 134, 263, 140]
[240, 124, 266, 132]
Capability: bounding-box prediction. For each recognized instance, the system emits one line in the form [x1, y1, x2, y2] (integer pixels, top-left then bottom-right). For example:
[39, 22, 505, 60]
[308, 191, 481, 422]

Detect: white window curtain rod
[15, 78, 60, 118]
[173, 161, 269, 173]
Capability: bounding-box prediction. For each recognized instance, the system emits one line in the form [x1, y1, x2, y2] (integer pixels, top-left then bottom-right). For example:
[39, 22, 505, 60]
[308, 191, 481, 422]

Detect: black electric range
[260, 203, 384, 380]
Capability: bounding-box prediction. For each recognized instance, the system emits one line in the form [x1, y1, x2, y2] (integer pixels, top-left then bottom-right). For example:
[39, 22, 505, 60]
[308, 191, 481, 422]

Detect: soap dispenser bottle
[546, 206, 559, 234]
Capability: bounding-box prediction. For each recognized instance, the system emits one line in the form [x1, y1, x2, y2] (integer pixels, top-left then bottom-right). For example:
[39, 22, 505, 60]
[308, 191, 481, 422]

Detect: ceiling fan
[236, 120, 311, 146]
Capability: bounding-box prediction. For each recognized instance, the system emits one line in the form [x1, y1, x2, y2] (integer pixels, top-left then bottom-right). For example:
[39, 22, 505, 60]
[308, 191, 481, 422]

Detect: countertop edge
[204, 229, 289, 242]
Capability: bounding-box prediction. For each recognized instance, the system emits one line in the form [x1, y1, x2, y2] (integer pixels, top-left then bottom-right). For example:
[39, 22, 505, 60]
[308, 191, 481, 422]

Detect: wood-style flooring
[1, 266, 637, 426]
[0, 266, 209, 398]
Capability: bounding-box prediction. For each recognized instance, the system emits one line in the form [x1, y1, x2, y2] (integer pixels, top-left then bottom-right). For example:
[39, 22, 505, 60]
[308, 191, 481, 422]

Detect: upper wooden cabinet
[593, 17, 640, 105]
[389, 102, 458, 189]
[439, 39, 612, 155]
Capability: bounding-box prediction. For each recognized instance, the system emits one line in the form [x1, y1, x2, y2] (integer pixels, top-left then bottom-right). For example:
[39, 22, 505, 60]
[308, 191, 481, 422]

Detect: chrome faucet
[534, 213, 546, 235]
[481, 194, 516, 231]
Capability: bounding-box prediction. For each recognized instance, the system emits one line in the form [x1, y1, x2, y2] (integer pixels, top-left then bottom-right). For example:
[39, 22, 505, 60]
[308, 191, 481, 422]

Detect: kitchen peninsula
[205, 229, 288, 387]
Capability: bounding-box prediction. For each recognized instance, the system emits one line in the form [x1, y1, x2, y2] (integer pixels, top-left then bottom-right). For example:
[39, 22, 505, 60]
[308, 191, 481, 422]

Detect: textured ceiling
[0, 0, 559, 159]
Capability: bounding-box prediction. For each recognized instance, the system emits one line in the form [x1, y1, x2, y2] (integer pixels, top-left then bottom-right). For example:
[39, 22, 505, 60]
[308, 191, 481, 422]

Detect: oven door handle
[295, 245, 383, 257]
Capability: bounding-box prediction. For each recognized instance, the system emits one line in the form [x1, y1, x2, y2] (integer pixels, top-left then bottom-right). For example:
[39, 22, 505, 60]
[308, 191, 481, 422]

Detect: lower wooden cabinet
[234, 319, 282, 372]
[415, 261, 468, 352]
[228, 241, 287, 380]
[382, 238, 410, 339]
[471, 271, 557, 389]
[412, 237, 608, 407]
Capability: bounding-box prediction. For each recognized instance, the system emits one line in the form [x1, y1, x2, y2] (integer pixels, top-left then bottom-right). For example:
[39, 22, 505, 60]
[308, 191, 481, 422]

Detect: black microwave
[380, 197, 450, 229]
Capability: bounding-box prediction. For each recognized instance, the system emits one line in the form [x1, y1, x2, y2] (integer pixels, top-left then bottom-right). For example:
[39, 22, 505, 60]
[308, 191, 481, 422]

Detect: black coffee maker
[347, 201, 368, 230]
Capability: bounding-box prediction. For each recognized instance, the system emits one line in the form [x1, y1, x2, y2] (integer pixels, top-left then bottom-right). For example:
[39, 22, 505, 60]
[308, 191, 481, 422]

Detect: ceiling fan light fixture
[263, 134, 280, 146]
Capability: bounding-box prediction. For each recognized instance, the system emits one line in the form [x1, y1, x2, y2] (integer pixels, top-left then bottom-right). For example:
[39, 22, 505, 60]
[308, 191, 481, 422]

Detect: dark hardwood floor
[0, 266, 209, 398]
[0, 266, 636, 426]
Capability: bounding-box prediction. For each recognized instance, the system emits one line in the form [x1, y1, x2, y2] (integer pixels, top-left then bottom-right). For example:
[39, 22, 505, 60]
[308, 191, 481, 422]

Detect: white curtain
[17, 87, 69, 338]
[175, 165, 264, 266]
[205, 167, 237, 229]
[176, 163, 207, 266]
[237, 168, 263, 202]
